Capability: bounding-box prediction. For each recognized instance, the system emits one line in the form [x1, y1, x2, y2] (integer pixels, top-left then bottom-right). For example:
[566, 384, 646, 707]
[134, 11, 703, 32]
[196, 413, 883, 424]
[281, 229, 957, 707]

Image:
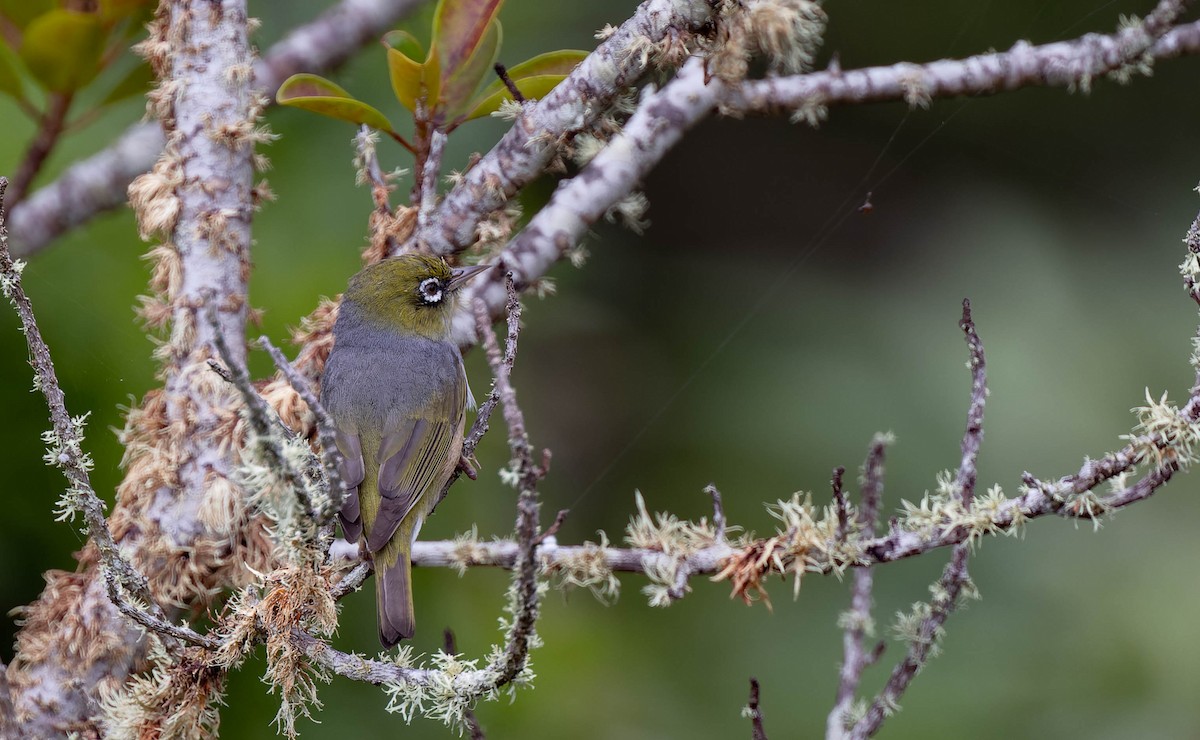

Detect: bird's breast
[321, 330, 464, 427]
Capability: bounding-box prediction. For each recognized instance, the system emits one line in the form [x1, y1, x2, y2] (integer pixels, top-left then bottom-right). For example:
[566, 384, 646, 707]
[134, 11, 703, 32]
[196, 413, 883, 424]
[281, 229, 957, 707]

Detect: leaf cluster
[0, 0, 154, 116]
[276, 0, 586, 150]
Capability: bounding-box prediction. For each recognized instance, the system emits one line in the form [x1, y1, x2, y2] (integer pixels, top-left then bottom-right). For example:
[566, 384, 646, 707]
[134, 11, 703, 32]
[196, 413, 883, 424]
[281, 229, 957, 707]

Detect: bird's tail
[376, 547, 416, 648]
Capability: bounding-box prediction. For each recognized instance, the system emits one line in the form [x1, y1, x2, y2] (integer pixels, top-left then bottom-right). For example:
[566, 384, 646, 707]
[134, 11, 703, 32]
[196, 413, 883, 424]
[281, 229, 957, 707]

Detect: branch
[429, 283, 510, 513]
[747, 677, 768, 740]
[444, 628, 487, 740]
[847, 300, 990, 739]
[211, 321, 314, 518]
[413, 0, 714, 256]
[7, 1, 267, 731]
[849, 544, 972, 739]
[354, 126, 403, 259]
[6, 0, 431, 257]
[477, 277, 548, 686]
[828, 439, 890, 737]
[259, 336, 349, 524]
[954, 299, 987, 506]
[728, 15, 1200, 115]
[1, 177, 218, 655]
[493, 63, 526, 104]
[334, 434, 1165, 578]
[7, 93, 73, 206]
[416, 129, 447, 234]
[457, 8, 1200, 337]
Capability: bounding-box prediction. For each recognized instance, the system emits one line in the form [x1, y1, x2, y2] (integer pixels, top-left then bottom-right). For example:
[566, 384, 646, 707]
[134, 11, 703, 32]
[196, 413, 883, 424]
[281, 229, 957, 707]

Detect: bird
[321, 253, 491, 647]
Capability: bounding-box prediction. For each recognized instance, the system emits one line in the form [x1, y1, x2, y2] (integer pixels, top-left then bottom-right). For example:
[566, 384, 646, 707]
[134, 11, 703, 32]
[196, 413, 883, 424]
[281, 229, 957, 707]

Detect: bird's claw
[458, 455, 478, 481]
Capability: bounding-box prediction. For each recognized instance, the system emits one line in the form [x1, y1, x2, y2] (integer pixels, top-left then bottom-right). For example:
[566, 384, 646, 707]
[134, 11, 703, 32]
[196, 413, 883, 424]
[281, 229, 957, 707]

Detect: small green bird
[321, 254, 491, 647]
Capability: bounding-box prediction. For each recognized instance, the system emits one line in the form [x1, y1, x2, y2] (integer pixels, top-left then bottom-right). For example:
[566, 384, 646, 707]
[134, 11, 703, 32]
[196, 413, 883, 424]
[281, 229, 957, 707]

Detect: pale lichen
[548, 531, 621, 603]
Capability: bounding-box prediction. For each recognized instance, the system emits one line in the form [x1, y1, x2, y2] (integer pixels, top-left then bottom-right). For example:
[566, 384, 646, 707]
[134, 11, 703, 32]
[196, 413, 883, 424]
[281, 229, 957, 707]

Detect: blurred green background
[4, 0, 1200, 737]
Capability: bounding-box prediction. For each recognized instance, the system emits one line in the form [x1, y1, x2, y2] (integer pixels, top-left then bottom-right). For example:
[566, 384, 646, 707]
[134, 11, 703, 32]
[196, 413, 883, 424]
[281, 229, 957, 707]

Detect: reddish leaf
[440, 18, 501, 124]
[429, 0, 504, 88]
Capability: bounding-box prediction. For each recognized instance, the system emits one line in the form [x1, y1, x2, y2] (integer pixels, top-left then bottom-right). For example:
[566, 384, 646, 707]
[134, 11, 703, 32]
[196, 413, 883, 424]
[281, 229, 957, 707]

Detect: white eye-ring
[418, 277, 444, 305]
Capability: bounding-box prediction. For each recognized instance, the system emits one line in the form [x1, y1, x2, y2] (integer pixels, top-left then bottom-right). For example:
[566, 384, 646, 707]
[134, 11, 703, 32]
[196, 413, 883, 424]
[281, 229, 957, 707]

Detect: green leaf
[276, 73, 395, 133]
[0, 42, 26, 104]
[465, 74, 567, 120]
[463, 50, 587, 121]
[440, 18, 500, 124]
[384, 30, 424, 112]
[470, 49, 586, 109]
[98, 60, 152, 106]
[0, 0, 54, 30]
[429, 0, 504, 91]
[20, 9, 106, 92]
[382, 29, 424, 61]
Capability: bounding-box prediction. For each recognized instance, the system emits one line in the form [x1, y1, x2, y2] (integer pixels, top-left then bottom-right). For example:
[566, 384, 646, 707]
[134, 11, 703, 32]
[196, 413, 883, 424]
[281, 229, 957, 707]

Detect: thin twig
[858, 436, 889, 535]
[831, 467, 849, 541]
[210, 316, 315, 519]
[828, 440, 889, 738]
[482, 276, 546, 686]
[705, 483, 726, 541]
[493, 63, 526, 103]
[259, 336, 348, 524]
[955, 299, 987, 506]
[444, 628, 487, 740]
[848, 301, 991, 739]
[533, 509, 570, 547]
[430, 283, 507, 512]
[8, 93, 73, 206]
[355, 125, 401, 257]
[0, 177, 215, 650]
[747, 677, 768, 740]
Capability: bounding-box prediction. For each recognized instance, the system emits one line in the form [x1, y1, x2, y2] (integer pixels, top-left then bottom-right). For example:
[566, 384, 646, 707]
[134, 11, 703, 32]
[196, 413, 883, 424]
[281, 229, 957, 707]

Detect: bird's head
[342, 254, 491, 339]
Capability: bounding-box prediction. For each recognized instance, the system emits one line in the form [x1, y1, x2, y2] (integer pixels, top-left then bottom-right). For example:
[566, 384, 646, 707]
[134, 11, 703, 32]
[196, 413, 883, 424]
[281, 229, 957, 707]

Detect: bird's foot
[457, 455, 478, 481]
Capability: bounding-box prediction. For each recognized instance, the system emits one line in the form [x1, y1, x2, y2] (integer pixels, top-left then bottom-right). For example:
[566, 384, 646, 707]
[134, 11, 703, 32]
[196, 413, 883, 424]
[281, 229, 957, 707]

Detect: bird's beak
[447, 263, 493, 291]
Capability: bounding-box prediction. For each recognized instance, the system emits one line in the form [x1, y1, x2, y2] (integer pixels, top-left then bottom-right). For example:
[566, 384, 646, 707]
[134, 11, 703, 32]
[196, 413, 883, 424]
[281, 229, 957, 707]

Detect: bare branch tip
[705, 483, 726, 539]
[748, 676, 768, 740]
[494, 63, 527, 104]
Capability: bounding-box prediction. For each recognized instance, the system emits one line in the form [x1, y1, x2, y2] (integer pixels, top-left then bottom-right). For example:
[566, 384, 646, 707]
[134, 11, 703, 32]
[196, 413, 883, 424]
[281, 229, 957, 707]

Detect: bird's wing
[335, 430, 365, 543]
[365, 376, 467, 554]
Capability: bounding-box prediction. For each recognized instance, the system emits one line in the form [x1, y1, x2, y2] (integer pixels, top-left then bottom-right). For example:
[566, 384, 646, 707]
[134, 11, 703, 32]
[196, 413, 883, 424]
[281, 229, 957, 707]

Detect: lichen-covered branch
[273, 275, 549, 731]
[259, 336, 349, 525]
[3, 168, 221, 736]
[728, 15, 1200, 115]
[373, 425, 1176, 583]
[458, 5, 1200, 336]
[6, 0, 430, 257]
[849, 543, 973, 739]
[6, 1, 267, 733]
[413, 0, 714, 256]
[212, 322, 313, 520]
[827, 438, 889, 737]
[843, 300, 989, 738]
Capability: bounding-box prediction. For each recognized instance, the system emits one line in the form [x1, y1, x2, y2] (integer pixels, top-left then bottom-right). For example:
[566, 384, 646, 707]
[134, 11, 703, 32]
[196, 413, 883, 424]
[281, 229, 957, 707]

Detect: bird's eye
[418, 277, 444, 305]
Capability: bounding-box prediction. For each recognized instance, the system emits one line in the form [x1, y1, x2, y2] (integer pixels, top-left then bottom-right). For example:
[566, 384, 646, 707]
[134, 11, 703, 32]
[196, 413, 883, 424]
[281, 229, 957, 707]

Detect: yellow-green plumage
[321, 254, 488, 647]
